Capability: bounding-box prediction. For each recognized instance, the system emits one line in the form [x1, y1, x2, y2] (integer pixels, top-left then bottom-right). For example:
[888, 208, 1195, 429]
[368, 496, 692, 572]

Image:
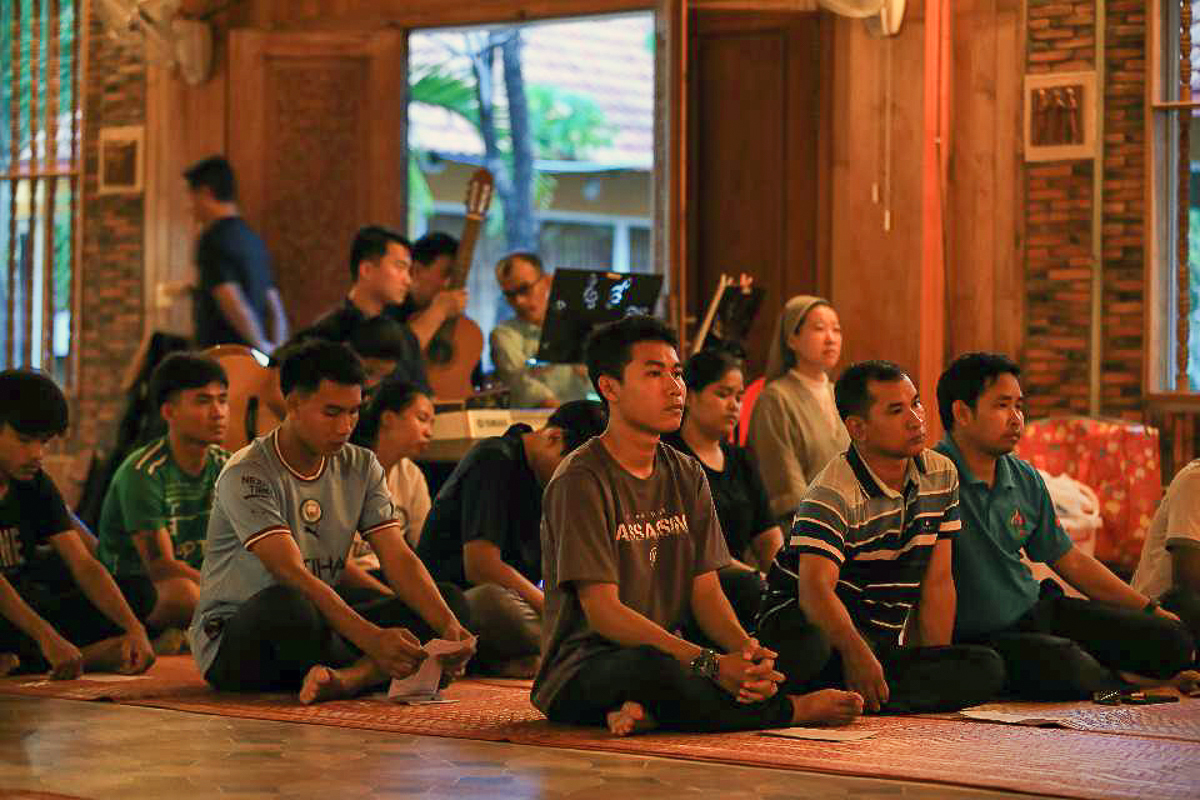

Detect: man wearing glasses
[490, 253, 593, 409]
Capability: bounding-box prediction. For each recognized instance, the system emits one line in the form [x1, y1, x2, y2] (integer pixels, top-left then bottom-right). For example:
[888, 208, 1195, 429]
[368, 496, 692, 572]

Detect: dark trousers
[545, 644, 796, 733]
[204, 582, 470, 692]
[757, 601, 1006, 713]
[1161, 586, 1200, 666]
[680, 566, 766, 648]
[0, 576, 156, 673]
[465, 584, 541, 674]
[964, 581, 1197, 700]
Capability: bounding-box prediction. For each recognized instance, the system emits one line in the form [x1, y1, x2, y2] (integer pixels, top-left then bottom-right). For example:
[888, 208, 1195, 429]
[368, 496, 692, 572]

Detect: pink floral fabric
[1016, 417, 1163, 571]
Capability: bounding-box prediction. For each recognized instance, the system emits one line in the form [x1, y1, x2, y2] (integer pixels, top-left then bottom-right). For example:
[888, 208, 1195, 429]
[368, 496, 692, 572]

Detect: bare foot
[0, 653, 19, 677]
[299, 665, 352, 705]
[605, 701, 658, 736]
[788, 689, 865, 726]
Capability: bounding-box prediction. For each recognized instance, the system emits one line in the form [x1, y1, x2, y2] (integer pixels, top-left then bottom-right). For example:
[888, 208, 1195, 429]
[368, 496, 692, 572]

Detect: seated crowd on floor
[0, 156, 1197, 737]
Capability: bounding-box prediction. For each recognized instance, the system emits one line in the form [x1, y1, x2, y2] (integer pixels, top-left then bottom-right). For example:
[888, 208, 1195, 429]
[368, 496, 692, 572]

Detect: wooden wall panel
[946, 0, 1023, 364]
[228, 30, 406, 330]
[688, 11, 822, 379]
[828, 14, 926, 381]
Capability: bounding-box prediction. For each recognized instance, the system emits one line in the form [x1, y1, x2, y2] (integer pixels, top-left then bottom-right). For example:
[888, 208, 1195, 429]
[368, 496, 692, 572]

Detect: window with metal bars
[0, 0, 80, 387]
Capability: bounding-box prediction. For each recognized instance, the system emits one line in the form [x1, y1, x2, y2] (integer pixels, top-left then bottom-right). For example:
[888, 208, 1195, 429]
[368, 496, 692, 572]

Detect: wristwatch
[689, 647, 720, 680]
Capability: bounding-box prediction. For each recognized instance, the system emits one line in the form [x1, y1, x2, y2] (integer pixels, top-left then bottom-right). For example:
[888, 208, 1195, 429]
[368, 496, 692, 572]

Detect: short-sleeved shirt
[1133, 459, 1200, 600]
[531, 438, 730, 713]
[416, 424, 541, 588]
[96, 437, 229, 577]
[934, 436, 1074, 640]
[0, 470, 73, 590]
[489, 317, 593, 408]
[350, 458, 432, 569]
[193, 216, 276, 348]
[286, 298, 429, 393]
[662, 432, 776, 561]
[762, 446, 961, 649]
[188, 431, 398, 676]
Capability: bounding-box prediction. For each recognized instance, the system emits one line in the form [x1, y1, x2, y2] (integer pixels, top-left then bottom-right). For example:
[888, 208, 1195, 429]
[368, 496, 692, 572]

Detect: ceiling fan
[818, 0, 906, 37]
[93, 0, 214, 86]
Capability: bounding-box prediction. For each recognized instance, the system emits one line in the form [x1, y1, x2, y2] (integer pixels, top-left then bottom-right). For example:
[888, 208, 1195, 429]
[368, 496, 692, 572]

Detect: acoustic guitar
[425, 168, 495, 400]
[205, 344, 283, 452]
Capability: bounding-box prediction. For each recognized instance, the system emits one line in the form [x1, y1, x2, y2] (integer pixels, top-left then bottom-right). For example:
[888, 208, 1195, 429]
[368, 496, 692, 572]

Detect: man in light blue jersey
[189, 339, 473, 704]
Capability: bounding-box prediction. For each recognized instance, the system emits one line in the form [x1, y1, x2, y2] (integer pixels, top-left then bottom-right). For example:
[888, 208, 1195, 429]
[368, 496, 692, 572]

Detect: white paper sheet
[957, 709, 1065, 727]
[387, 636, 476, 703]
[760, 727, 878, 742]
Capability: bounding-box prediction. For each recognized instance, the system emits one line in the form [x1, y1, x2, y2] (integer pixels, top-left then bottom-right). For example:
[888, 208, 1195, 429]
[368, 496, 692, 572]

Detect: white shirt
[1132, 460, 1200, 599]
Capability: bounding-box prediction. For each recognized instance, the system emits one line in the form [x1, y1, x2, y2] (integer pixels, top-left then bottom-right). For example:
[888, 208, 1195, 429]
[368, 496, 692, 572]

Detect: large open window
[0, 0, 80, 385]
[407, 12, 655, 370]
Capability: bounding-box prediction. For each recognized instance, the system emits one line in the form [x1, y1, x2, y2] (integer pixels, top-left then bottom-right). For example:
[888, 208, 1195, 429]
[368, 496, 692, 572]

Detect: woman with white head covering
[747, 295, 849, 521]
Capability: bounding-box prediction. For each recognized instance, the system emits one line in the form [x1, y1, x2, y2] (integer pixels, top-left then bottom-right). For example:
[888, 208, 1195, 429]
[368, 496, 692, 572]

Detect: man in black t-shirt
[185, 156, 288, 352]
[0, 371, 155, 678]
[416, 401, 606, 676]
[283, 226, 429, 394]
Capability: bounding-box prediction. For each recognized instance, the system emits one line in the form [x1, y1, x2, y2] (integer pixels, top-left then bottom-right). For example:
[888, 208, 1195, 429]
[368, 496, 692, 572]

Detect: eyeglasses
[502, 280, 540, 302]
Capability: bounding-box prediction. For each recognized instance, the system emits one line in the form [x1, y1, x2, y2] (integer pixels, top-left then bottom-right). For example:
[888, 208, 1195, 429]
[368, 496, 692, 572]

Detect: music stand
[694, 283, 765, 357]
[535, 269, 665, 364]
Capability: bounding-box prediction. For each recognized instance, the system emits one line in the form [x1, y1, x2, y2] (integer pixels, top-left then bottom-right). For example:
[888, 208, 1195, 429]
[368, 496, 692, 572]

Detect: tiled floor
[0, 696, 1064, 799]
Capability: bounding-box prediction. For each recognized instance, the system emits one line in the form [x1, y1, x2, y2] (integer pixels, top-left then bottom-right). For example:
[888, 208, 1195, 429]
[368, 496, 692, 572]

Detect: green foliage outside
[407, 42, 616, 239]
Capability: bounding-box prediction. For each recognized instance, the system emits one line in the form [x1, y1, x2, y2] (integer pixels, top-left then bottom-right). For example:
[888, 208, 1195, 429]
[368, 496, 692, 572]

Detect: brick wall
[1100, 1, 1146, 419]
[1022, 1, 1148, 421]
[71, 12, 147, 455]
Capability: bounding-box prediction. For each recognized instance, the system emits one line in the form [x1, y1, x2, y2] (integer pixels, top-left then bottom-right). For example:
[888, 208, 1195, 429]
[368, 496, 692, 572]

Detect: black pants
[963, 581, 1197, 700]
[204, 582, 470, 692]
[680, 567, 766, 648]
[0, 576, 156, 674]
[545, 644, 796, 732]
[464, 584, 541, 674]
[757, 601, 1006, 713]
[1161, 586, 1200, 666]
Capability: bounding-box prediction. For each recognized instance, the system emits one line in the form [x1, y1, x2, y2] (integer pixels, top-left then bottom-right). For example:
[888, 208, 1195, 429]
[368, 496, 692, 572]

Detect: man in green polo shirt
[934, 352, 1194, 698]
[97, 353, 230, 632]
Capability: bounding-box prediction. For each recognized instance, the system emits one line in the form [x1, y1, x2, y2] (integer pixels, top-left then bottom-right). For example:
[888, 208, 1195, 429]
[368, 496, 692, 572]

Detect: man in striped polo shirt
[757, 360, 1004, 713]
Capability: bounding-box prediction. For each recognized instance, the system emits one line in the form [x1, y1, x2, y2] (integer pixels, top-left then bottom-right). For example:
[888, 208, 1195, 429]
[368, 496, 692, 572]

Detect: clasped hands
[715, 637, 785, 704]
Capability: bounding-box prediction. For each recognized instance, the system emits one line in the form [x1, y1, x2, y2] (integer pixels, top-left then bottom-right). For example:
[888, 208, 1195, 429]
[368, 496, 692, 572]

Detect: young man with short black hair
[185, 155, 287, 353]
[417, 399, 606, 676]
[935, 352, 1194, 697]
[96, 353, 230, 632]
[401, 232, 468, 351]
[532, 315, 863, 736]
[189, 340, 473, 703]
[757, 360, 1005, 714]
[287, 225, 429, 393]
[0, 370, 155, 678]
[1133, 460, 1200, 657]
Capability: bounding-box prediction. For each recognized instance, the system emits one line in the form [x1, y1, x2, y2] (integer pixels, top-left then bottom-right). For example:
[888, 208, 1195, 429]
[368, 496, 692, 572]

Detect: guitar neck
[452, 213, 485, 290]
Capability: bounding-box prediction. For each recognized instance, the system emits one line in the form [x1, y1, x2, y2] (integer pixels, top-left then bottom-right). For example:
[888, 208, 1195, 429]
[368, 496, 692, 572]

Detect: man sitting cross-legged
[188, 340, 474, 704]
[935, 352, 1194, 698]
[532, 315, 863, 736]
[756, 360, 1006, 714]
[96, 353, 230, 636]
[0, 370, 155, 678]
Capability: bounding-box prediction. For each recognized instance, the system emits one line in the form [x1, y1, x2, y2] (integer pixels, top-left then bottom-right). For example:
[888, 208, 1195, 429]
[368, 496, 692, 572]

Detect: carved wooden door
[228, 30, 407, 330]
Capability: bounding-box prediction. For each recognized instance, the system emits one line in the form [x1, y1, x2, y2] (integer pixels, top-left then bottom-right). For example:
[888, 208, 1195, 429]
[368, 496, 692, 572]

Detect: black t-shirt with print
[0, 470, 73, 590]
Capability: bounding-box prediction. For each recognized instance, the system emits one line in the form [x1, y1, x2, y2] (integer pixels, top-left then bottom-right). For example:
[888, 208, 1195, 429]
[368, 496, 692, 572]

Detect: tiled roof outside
[409, 13, 653, 170]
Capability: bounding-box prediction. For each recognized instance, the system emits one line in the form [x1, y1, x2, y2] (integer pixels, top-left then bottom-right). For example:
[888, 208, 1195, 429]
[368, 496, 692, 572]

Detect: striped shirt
[762, 445, 961, 647]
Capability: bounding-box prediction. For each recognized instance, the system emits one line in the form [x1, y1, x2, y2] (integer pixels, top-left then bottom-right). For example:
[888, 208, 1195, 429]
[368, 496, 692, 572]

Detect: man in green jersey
[97, 353, 230, 630]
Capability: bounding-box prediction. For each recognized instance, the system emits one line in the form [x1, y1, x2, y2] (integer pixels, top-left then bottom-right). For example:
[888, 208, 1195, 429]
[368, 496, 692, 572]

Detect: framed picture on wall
[1023, 72, 1096, 162]
[98, 125, 144, 194]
